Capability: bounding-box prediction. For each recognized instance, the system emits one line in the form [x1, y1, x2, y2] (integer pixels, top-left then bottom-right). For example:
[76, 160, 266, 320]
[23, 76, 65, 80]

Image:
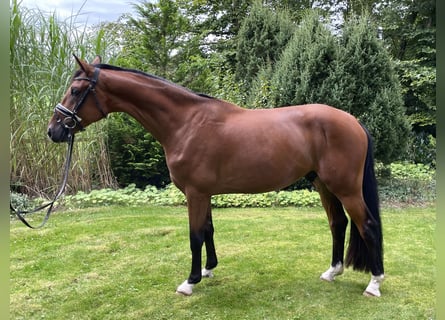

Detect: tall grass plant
[10, 0, 117, 198]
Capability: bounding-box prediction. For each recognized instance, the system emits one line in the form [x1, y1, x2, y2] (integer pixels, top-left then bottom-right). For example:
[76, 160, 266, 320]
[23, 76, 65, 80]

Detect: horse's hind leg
[313, 178, 348, 282]
[340, 195, 385, 297]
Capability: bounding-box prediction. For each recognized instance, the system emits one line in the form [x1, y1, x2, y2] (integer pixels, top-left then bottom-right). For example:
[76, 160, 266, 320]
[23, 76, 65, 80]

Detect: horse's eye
[71, 87, 80, 96]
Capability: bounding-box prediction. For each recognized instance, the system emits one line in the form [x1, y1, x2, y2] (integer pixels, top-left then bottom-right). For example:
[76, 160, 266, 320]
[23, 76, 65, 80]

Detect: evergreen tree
[106, 114, 170, 188]
[376, 0, 435, 165]
[129, 0, 190, 78]
[334, 16, 411, 163]
[268, 12, 410, 163]
[269, 11, 338, 107]
[235, 2, 295, 98]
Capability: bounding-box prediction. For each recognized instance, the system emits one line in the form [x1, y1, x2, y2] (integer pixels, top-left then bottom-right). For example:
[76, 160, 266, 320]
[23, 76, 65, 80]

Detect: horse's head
[47, 55, 107, 142]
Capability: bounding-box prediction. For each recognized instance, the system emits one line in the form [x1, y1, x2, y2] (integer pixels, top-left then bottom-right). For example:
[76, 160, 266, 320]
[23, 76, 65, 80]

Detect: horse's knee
[190, 230, 204, 250]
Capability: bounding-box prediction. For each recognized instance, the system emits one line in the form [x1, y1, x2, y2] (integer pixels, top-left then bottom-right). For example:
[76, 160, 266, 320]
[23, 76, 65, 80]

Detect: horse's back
[226, 103, 366, 161]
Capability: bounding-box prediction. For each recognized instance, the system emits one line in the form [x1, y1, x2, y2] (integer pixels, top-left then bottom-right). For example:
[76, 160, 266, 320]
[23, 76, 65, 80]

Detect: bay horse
[47, 55, 384, 297]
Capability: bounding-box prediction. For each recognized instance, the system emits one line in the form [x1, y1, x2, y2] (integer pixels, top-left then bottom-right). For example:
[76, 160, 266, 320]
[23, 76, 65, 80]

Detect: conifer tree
[334, 16, 411, 163]
[269, 11, 337, 107]
[269, 12, 410, 163]
[235, 2, 295, 97]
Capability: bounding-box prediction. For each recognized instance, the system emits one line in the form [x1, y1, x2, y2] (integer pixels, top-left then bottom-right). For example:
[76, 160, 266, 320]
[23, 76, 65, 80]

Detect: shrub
[61, 183, 321, 209]
[47, 162, 437, 210]
[106, 114, 170, 188]
[376, 162, 435, 205]
[10, 191, 47, 216]
[10, 192, 33, 213]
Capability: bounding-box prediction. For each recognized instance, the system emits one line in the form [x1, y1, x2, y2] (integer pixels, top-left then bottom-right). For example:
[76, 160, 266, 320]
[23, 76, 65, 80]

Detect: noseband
[54, 67, 107, 131]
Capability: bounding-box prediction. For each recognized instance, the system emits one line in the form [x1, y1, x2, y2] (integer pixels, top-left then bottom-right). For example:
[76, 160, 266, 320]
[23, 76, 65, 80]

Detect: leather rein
[10, 134, 75, 229]
[10, 67, 106, 229]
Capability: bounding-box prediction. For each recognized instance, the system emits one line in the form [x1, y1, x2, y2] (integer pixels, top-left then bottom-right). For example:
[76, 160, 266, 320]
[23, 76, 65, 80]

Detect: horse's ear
[73, 54, 89, 73]
[92, 55, 102, 65]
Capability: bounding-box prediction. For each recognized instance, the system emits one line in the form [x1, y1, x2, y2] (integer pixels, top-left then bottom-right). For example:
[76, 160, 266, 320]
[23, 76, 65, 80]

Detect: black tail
[345, 126, 383, 273]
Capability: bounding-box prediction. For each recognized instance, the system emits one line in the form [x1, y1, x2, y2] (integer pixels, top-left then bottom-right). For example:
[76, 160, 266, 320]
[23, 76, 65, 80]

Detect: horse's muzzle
[47, 124, 70, 143]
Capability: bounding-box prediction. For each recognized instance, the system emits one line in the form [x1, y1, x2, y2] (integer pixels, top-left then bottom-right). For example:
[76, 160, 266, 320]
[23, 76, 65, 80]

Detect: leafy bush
[56, 162, 436, 210]
[211, 189, 320, 208]
[10, 192, 33, 212]
[10, 192, 47, 216]
[62, 183, 321, 209]
[106, 114, 170, 188]
[376, 162, 435, 205]
[385, 162, 434, 181]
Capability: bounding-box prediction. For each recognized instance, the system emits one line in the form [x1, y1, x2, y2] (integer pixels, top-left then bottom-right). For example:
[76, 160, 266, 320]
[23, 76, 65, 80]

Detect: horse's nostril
[47, 128, 52, 138]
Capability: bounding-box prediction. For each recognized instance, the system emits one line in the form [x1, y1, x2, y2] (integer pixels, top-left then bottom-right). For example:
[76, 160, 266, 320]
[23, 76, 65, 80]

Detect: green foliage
[213, 189, 321, 208]
[209, 56, 247, 106]
[376, 162, 435, 205]
[269, 11, 337, 107]
[375, 0, 435, 164]
[246, 64, 275, 108]
[10, 192, 48, 218]
[235, 2, 295, 96]
[106, 113, 170, 188]
[60, 160, 435, 209]
[185, 0, 252, 41]
[62, 183, 186, 208]
[336, 16, 411, 163]
[268, 12, 410, 163]
[10, 192, 34, 212]
[175, 53, 221, 94]
[11, 0, 436, 196]
[407, 132, 436, 167]
[129, 0, 196, 79]
[62, 183, 321, 209]
[397, 60, 436, 128]
[386, 162, 434, 181]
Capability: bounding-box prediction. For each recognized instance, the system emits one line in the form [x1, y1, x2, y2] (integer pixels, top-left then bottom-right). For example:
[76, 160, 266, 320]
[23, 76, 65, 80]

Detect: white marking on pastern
[320, 262, 344, 282]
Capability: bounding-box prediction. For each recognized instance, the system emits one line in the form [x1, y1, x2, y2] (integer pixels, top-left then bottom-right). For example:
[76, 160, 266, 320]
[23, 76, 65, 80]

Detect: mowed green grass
[10, 206, 435, 319]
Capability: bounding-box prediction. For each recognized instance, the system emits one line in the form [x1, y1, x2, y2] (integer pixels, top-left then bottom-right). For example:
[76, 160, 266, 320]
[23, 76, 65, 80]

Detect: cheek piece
[53, 67, 107, 131]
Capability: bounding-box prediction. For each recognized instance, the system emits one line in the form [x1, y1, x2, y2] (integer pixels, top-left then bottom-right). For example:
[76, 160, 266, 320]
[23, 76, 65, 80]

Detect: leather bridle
[54, 67, 107, 131]
[11, 67, 106, 229]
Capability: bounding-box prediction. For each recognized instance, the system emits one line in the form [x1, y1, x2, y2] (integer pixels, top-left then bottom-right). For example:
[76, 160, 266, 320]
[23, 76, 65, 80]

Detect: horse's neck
[104, 71, 209, 145]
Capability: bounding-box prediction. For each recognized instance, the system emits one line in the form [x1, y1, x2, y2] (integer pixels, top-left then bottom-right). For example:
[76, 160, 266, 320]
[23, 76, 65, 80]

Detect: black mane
[91, 63, 215, 100]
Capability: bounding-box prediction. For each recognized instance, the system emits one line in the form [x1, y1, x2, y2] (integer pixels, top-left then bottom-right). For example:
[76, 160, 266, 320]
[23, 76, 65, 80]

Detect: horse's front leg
[176, 193, 212, 296]
[202, 205, 218, 278]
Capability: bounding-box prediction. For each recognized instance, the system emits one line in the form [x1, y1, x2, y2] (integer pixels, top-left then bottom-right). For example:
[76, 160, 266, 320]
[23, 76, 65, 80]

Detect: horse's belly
[215, 156, 309, 194]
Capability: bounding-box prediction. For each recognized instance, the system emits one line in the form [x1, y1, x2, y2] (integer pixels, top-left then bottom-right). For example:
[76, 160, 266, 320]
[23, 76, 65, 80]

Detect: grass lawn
[10, 206, 436, 319]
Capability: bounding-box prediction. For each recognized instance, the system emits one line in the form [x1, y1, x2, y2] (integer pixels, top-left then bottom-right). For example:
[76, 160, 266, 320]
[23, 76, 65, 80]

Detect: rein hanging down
[10, 133, 75, 229]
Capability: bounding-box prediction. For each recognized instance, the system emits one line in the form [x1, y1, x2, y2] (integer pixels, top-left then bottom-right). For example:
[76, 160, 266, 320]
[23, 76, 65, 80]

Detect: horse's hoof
[176, 280, 194, 296]
[202, 268, 214, 278]
[320, 274, 334, 282]
[363, 289, 381, 297]
[320, 263, 344, 282]
[363, 274, 384, 297]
